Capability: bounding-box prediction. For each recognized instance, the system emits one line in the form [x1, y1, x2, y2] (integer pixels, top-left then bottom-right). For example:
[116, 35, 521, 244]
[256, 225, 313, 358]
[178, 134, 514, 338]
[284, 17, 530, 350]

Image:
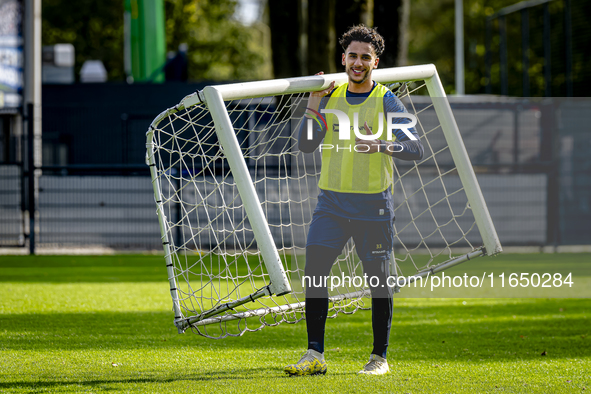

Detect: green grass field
[1, 253, 589, 393]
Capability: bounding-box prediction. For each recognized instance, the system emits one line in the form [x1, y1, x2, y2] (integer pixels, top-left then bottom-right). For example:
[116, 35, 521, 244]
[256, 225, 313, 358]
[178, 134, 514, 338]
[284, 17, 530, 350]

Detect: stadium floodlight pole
[202, 86, 292, 297]
[455, 0, 465, 95]
[24, 0, 42, 254]
[424, 71, 502, 256]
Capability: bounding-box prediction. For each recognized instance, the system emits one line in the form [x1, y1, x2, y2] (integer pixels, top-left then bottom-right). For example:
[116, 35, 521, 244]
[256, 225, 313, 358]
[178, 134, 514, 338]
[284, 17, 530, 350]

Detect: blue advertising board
[0, 0, 23, 112]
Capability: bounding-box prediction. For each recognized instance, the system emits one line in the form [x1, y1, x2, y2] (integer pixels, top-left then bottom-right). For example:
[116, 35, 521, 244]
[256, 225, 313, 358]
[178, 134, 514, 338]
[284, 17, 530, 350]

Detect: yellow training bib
[318, 83, 393, 194]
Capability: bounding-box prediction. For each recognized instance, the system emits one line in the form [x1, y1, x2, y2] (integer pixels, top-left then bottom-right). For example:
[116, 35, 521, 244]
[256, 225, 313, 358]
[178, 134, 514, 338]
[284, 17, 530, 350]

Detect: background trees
[41, 0, 590, 95]
[269, 0, 410, 78]
[42, 0, 125, 81]
[42, 0, 271, 82]
[164, 0, 271, 81]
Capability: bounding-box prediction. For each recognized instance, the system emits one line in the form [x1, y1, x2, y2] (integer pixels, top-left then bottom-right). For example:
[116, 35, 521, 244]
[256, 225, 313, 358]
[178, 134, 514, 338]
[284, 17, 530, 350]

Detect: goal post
[423, 73, 502, 256]
[146, 64, 502, 338]
[202, 86, 292, 297]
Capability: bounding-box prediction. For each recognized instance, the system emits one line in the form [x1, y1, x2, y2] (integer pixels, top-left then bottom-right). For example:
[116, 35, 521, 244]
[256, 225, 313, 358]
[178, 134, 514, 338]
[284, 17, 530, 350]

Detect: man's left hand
[355, 121, 384, 154]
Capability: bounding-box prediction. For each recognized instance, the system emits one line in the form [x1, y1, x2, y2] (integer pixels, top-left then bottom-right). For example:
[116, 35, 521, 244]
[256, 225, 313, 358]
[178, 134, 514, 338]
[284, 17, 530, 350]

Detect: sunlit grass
[0, 254, 589, 393]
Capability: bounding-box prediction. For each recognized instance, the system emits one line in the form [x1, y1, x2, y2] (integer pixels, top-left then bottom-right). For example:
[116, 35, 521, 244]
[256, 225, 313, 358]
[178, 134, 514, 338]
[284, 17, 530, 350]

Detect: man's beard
[348, 67, 370, 84]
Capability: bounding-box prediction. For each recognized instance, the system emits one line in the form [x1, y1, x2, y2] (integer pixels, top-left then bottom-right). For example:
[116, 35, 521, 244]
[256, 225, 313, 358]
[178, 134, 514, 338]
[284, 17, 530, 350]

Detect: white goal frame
[146, 64, 502, 334]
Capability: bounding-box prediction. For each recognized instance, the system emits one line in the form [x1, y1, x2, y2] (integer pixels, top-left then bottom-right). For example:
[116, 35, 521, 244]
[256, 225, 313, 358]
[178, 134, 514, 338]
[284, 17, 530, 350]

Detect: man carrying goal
[284, 25, 424, 376]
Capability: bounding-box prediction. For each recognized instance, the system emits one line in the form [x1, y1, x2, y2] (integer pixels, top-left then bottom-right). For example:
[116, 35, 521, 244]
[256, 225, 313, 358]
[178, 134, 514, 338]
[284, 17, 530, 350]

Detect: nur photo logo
[304, 108, 418, 153]
[305, 109, 417, 142]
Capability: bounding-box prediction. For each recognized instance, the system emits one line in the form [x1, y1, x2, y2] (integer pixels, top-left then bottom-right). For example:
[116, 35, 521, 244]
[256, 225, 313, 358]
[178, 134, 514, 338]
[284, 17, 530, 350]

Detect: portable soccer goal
[146, 64, 502, 339]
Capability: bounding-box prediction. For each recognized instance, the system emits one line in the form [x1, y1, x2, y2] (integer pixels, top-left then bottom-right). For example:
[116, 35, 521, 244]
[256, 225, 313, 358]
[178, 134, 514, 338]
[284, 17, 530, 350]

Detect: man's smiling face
[342, 40, 379, 86]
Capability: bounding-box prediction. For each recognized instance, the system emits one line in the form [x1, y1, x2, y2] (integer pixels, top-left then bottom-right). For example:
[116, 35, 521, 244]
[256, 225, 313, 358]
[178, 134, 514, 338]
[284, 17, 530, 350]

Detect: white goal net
[146, 65, 502, 339]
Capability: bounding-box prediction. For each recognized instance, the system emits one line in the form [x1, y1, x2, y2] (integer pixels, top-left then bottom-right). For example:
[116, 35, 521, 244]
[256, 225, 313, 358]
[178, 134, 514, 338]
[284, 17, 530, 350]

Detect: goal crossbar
[176, 64, 437, 110]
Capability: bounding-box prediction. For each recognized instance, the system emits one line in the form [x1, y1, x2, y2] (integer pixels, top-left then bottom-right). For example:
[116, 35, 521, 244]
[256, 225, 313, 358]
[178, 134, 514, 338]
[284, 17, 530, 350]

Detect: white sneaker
[358, 354, 390, 375]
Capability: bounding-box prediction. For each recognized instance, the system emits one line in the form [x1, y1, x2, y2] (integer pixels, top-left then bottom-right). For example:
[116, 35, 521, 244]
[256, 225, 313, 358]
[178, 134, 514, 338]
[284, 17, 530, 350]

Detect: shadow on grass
[4, 253, 589, 283]
[0, 365, 364, 392]
[0, 255, 168, 282]
[0, 366, 293, 391]
[1, 300, 589, 361]
[0, 254, 266, 283]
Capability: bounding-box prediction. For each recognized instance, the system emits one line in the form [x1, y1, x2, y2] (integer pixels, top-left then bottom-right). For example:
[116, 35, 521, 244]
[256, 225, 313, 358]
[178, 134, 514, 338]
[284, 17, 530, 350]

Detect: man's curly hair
[339, 24, 385, 57]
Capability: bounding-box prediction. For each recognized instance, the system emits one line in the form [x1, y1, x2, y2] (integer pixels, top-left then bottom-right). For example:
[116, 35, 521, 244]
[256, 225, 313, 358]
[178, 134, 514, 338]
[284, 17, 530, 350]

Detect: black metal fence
[36, 166, 158, 249]
[0, 163, 23, 247]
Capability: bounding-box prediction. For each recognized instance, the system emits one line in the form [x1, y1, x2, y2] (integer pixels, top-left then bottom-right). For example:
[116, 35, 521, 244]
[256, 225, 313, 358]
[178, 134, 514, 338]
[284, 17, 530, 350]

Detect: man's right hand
[308, 72, 335, 111]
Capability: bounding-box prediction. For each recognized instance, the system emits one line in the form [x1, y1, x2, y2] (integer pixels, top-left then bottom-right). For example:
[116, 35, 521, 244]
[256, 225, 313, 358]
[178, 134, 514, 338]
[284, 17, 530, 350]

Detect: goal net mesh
[148, 81, 483, 339]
